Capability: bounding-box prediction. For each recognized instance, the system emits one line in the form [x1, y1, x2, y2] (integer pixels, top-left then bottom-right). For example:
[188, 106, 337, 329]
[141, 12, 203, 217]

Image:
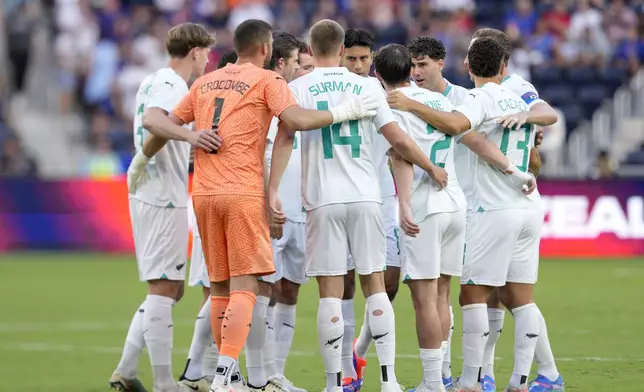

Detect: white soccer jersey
[501, 73, 543, 203]
[266, 117, 305, 223]
[442, 79, 469, 106]
[130, 68, 191, 208]
[367, 77, 396, 198]
[455, 83, 537, 211]
[392, 86, 466, 221]
[289, 67, 396, 210]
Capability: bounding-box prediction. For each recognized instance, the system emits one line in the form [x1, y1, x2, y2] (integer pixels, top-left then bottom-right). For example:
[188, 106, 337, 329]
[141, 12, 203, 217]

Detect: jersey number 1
[317, 101, 361, 159]
[209, 98, 225, 154]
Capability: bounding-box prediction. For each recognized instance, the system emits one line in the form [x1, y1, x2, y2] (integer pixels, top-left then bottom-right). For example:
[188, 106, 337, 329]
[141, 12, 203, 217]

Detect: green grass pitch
[0, 253, 643, 391]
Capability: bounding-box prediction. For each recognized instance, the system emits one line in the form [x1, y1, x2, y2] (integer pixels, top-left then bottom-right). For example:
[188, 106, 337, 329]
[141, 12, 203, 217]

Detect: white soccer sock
[182, 297, 213, 381]
[274, 303, 297, 375]
[341, 298, 357, 379]
[318, 298, 344, 392]
[115, 302, 146, 379]
[509, 303, 540, 387]
[482, 307, 505, 379]
[442, 306, 455, 379]
[204, 342, 219, 380]
[265, 304, 278, 378]
[355, 306, 372, 359]
[461, 304, 488, 390]
[143, 294, 176, 391]
[420, 348, 443, 390]
[212, 355, 236, 387]
[245, 295, 269, 387]
[534, 307, 560, 380]
[367, 292, 398, 386]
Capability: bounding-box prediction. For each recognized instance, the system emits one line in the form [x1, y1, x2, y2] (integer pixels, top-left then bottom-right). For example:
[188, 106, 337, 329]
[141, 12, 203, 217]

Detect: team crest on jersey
[521, 91, 539, 105]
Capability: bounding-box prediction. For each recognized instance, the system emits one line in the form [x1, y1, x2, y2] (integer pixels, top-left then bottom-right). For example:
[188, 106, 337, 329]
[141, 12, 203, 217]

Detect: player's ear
[307, 45, 313, 56]
[438, 59, 444, 71]
[277, 57, 285, 70]
[338, 44, 345, 57]
[499, 61, 506, 77]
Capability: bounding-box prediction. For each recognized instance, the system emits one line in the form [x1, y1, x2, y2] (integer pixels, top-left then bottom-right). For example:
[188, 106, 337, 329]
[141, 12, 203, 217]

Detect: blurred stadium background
[0, 0, 643, 391]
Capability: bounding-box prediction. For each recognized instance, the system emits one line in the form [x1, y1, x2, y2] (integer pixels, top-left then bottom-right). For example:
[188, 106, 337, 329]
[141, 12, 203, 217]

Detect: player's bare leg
[341, 270, 358, 385]
[245, 281, 273, 390]
[408, 278, 443, 392]
[384, 267, 400, 302]
[499, 284, 562, 392]
[456, 284, 495, 392]
[272, 279, 307, 392]
[210, 277, 255, 392]
[437, 275, 455, 390]
[357, 272, 400, 392]
[480, 289, 504, 391]
[180, 286, 219, 392]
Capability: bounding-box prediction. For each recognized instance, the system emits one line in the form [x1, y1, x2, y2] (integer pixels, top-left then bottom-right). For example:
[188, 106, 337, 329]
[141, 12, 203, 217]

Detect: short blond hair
[166, 23, 216, 58]
[309, 19, 345, 57]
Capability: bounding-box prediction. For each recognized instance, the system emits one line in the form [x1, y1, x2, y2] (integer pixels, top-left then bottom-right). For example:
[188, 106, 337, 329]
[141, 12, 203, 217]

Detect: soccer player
[386, 36, 468, 390]
[267, 19, 448, 392]
[244, 31, 306, 392]
[466, 28, 562, 392]
[375, 43, 535, 392]
[110, 23, 217, 392]
[398, 37, 544, 392]
[339, 28, 401, 392]
[143, 19, 381, 392]
[178, 52, 239, 392]
[295, 42, 314, 78]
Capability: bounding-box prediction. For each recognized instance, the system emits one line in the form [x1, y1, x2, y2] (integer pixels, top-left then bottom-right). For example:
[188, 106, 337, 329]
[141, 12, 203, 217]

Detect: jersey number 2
[426, 124, 452, 168]
[500, 125, 531, 172]
[317, 101, 361, 159]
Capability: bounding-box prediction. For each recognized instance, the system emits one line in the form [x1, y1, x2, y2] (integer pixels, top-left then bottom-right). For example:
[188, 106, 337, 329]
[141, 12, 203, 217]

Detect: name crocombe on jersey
[130, 68, 191, 208]
[266, 117, 305, 223]
[289, 67, 397, 210]
[391, 86, 466, 221]
[454, 83, 536, 211]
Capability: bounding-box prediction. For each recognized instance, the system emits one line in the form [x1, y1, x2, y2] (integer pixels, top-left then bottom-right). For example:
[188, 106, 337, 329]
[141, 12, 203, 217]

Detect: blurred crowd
[1, 0, 644, 178]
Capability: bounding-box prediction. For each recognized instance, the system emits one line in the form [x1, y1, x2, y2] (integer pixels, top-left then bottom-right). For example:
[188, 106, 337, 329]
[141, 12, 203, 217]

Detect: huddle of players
[112, 16, 565, 392]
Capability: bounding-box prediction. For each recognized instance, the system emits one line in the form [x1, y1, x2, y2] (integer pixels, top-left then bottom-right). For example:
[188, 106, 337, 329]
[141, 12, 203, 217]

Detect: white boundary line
[2, 342, 642, 363]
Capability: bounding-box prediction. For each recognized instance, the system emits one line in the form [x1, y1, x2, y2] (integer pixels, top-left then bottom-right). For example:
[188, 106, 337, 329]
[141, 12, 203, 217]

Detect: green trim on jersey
[501, 75, 512, 83]
[442, 83, 452, 97]
[165, 202, 175, 209]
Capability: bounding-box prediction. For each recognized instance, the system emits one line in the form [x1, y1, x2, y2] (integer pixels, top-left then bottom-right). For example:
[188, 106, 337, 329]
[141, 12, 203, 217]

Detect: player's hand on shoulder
[189, 130, 222, 153]
[399, 204, 420, 237]
[427, 165, 448, 190]
[330, 94, 378, 123]
[497, 111, 529, 130]
[386, 90, 412, 112]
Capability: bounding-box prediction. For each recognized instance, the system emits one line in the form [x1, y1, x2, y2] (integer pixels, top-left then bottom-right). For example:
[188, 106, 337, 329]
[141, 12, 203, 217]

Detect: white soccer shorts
[306, 202, 386, 277]
[260, 221, 307, 284]
[347, 196, 400, 270]
[461, 207, 544, 287]
[129, 199, 188, 282]
[401, 209, 466, 281]
[188, 231, 210, 288]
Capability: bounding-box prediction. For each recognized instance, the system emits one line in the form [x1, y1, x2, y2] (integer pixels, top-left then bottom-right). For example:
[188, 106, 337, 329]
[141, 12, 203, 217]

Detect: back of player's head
[233, 19, 273, 56]
[166, 23, 216, 58]
[373, 44, 412, 86]
[407, 36, 446, 61]
[472, 28, 512, 64]
[268, 31, 302, 70]
[217, 50, 238, 69]
[344, 28, 374, 50]
[309, 19, 345, 57]
[467, 37, 504, 78]
[298, 40, 309, 54]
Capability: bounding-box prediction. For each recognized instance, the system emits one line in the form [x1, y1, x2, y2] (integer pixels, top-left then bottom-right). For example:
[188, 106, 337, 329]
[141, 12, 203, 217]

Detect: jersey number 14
[317, 101, 361, 159]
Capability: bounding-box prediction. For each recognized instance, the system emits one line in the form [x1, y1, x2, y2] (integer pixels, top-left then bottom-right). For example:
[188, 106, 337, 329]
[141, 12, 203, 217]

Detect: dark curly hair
[472, 28, 512, 65]
[467, 37, 504, 78]
[407, 36, 446, 61]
